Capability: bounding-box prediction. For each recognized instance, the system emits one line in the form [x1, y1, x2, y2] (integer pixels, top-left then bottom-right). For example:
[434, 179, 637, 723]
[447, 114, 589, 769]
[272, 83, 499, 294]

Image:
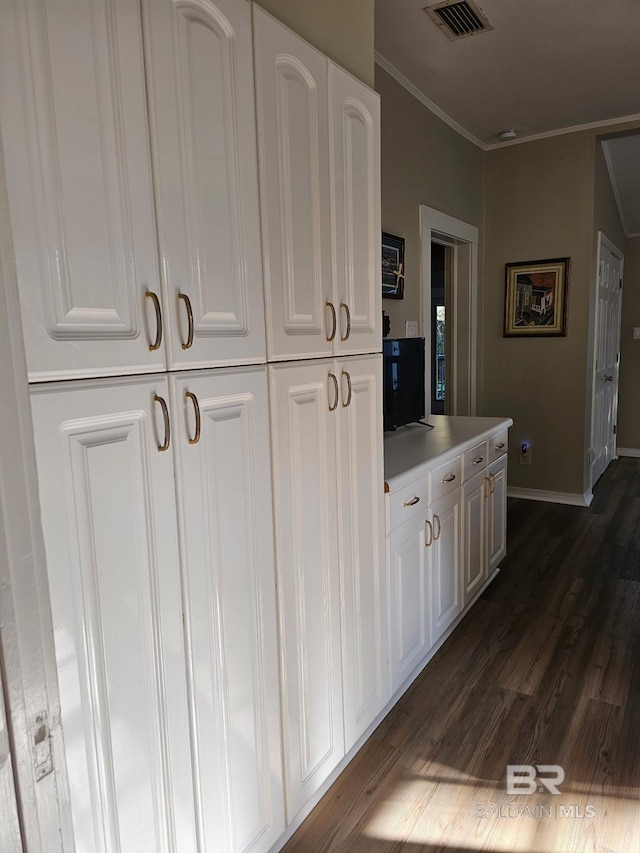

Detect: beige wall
[483, 133, 597, 496]
[255, 0, 375, 86]
[376, 67, 484, 343]
[618, 236, 640, 450]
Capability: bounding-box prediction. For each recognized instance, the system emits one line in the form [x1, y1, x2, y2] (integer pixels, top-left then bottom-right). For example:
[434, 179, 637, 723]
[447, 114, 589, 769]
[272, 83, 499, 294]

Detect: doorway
[430, 241, 454, 414]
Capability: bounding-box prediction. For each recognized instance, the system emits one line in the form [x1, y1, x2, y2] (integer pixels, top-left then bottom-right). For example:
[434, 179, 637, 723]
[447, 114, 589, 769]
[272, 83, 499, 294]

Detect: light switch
[405, 320, 418, 337]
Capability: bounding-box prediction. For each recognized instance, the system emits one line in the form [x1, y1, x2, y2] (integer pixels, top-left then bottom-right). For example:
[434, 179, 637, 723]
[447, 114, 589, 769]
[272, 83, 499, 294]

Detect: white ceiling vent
[425, 0, 493, 41]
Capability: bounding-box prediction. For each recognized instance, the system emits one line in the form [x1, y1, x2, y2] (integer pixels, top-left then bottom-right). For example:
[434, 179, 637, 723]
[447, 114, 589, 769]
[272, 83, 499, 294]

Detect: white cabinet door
[487, 455, 508, 573]
[462, 468, 487, 605]
[336, 355, 387, 749]
[0, 0, 165, 381]
[268, 360, 343, 822]
[387, 516, 429, 695]
[429, 488, 462, 646]
[169, 368, 284, 853]
[253, 7, 334, 361]
[143, 0, 266, 370]
[329, 63, 381, 356]
[30, 377, 196, 853]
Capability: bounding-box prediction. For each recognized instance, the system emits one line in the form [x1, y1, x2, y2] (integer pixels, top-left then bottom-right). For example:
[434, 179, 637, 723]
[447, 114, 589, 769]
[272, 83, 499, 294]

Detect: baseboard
[618, 447, 640, 458]
[507, 487, 593, 507]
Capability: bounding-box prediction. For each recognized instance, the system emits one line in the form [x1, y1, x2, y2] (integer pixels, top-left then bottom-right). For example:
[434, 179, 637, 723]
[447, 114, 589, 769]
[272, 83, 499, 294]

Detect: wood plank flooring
[281, 458, 640, 853]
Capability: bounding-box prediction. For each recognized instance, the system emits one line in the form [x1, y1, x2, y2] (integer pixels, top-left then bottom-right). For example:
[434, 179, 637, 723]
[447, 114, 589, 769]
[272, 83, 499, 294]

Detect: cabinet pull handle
[340, 302, 351, 342]
[490, 473, 496, 495]
[494, 442, 505, 451]
[484, 475, 491, 497]
[403, 496, 420, 507]
[185, 391, 201, 445]
[442, 473, 456, 483]
[328, 372, 339, 411]
[425, 519, 433, 547]
[604, 374, 613, 382]
[145, 291, 163, 351]
[433, 514, 441, 541]
[154, 394, 170, 451]
[326, 301, 337, 342]
[178, 292, 194, 350]
[341, 370, 352, 408]
[472, 456, 484, 465]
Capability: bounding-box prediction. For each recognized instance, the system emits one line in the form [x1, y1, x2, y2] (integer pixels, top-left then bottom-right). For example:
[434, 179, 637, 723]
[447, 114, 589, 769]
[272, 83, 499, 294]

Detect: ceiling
[374, 0, 640, 235]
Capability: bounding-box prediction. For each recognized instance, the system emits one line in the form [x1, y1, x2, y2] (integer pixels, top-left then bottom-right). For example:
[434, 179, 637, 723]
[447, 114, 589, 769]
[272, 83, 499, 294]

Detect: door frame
[589, 231, 624, 491]
[420, 206, 478, 417]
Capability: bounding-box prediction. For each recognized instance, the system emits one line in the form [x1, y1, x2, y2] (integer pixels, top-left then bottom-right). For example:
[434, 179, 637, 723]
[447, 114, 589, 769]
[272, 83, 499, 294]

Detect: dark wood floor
[282, 457, 640, 853]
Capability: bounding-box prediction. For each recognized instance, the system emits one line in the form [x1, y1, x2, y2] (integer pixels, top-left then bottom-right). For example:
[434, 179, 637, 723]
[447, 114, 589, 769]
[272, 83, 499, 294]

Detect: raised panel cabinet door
[329, 63, 381, 355]
[143, 0, 266, 369]
[268, 360, 343, 822]
[387, 516, 429, 695]
[487, 455, 508, 573]
[462, 468, 487, 605]
[336, 355, 388, 749]
[169, 367, 284, 853]
[0, 0, 166, 381]
[429, 489, 462, 646]
[29, 376, 196, 853]
[253, 7, 334, 361]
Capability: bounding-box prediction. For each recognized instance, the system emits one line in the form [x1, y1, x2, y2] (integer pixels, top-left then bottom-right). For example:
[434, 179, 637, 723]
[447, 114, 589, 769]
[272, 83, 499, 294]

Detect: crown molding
[485, 112, 640, 150]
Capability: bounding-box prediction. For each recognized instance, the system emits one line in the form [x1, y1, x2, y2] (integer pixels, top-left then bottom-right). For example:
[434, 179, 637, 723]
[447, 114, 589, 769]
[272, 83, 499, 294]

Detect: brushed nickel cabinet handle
[326, 301, 337, 342]
[403, 496, 420, 507]
[472, 456, 484, 465]
[341, 370, 352, 408]
[425, 519, 433, 547]
[328, 372, 339, 411]
[490, 473, 496, 495]
[154, 394, 170, 451]
[433, 514, 441, 541]
[494, 442, 505, 451]
[145, 291, 163, 351]
[178, 292, 194, 350]
[185, 391, 201, 445]
[340, 302, 351, 342]
[442, 473, 456, 483]
[484, 475, 492, 497]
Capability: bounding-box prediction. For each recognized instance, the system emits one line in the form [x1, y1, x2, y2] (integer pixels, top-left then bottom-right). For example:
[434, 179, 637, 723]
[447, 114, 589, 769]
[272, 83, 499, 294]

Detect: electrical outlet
[520, 442, 532, 466]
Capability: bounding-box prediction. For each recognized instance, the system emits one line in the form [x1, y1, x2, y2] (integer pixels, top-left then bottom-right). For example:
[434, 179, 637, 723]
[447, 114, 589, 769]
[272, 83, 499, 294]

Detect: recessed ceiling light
[498, 130, 517, 141]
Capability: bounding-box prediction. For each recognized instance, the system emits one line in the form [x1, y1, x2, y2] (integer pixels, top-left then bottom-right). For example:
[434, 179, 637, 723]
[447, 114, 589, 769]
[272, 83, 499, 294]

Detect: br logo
[506, 765, 565, 795]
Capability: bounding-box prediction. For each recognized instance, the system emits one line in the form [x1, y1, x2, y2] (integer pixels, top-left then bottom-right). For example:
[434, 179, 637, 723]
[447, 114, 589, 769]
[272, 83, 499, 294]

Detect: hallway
[282, 458, 640, 852]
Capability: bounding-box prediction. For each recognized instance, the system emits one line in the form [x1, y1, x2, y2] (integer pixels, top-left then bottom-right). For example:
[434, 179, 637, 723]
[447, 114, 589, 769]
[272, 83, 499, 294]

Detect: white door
[170, 367, 284, 853]
[268, 360, 344, 822]
[336, 355, 387, 748]
[462, 468, 486, 605]
[429, 488, 462, 646]
[253, 7, 334, 361]
[329, 63, 381, 356]
[387, 516, 429, 695]
[142, 0, 266, 370]
[592, 233, 624, 485]
[0, 668, 22, 852]
[0, 0, 165, 381]
[30, 377, 196, 853]
[487, 456, 508, 573]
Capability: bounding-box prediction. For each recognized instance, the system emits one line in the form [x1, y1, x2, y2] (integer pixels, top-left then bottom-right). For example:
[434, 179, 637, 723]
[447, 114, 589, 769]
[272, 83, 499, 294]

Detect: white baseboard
[618, 447, 640, 458]
[507, 487, 593, 507]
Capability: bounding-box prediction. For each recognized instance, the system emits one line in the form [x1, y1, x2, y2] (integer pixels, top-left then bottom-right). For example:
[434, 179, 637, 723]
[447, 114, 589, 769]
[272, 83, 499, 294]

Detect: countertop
[384, 414, 513, 491]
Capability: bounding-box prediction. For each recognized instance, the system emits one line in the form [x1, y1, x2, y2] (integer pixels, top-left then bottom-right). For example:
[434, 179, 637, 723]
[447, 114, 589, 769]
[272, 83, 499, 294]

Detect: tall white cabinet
[1, 0, 384, 849]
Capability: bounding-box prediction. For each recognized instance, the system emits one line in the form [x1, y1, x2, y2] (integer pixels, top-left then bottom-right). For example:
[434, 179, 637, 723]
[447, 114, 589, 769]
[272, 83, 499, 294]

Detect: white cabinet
[30, 377, 197, 853]
[1, 0, 266, 381]
[142, 0, 266, 369]
[169, 367, 284, 853]
[269, 354, 386, 820]
[429, 488, 462, 645]
[462, 468, 487, 604]
[253, 8, 381, 362]
[487, 454, 508, 572]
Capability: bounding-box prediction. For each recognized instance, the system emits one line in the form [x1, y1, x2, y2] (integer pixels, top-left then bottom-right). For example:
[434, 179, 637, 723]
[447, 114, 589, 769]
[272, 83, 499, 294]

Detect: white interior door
[592, 233, 623, 485]
[0, 665, 22, 852]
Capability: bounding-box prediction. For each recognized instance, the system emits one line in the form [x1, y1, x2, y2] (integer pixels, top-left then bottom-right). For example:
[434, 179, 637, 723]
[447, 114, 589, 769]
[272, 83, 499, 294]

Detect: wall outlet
[520, 442, 532, 466]
[405, 320, 418, 337]
[634, 327, 640, 340]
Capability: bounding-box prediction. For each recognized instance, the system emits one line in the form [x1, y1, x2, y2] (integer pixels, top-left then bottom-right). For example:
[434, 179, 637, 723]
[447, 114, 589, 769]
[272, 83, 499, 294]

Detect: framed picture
[504, 257, 570, 336]
[382, 232, 405, 299]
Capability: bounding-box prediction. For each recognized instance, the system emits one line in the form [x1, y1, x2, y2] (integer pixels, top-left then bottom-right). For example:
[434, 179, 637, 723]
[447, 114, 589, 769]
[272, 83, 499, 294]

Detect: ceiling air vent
[425, 0, 493, 41]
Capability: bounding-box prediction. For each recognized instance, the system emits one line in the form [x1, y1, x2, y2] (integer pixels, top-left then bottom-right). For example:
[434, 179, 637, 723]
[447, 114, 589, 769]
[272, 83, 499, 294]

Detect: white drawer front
[489, 430, 509, 463]
[387, 478, 428, 531]
[430, 455, 462, 503]
[463, 441, 488, 482]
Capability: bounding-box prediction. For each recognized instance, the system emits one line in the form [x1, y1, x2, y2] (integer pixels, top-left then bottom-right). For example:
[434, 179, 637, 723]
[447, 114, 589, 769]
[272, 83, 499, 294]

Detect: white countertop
[384, 415, 513, 491]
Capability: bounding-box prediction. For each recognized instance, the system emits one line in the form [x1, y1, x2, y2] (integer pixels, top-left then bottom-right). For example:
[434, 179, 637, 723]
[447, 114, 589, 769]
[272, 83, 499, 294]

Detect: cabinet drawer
[463, 441, 488, 482]
[430, 455, 462, 503]
[387, 478, 428, 531]
[489, 430, 509, 463]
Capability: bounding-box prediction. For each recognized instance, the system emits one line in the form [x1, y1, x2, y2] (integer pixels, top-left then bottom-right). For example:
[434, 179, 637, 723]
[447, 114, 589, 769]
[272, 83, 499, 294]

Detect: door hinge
[620, 278, 623, 290]
[587, 448, 595, 464]
[32, 711, 54, 781]
[617, 352, 620, 364]
[614, 424, 617, 435]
